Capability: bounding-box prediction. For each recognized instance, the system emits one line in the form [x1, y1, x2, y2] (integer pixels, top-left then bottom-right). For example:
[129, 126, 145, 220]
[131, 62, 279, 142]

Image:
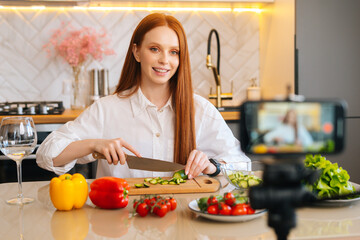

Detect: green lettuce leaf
[304, 154, 355, 199]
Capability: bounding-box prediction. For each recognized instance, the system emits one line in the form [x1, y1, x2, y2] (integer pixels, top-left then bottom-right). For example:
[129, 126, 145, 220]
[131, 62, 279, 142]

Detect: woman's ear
[132, 44, 140, 62]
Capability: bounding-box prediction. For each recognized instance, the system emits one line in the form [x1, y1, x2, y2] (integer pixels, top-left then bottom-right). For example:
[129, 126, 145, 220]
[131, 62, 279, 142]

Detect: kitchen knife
[92, 152, 185, 172]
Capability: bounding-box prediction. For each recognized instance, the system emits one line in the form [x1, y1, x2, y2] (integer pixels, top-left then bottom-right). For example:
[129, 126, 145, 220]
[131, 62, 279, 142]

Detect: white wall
[0, 8, 261, 109]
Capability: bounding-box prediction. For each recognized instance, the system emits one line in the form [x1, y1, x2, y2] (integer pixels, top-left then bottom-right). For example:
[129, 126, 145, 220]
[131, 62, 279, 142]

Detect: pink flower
[44, 22, 115, 67]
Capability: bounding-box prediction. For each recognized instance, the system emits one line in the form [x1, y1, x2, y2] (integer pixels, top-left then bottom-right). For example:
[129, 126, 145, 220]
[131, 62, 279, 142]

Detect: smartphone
[239, 99, 347, 156]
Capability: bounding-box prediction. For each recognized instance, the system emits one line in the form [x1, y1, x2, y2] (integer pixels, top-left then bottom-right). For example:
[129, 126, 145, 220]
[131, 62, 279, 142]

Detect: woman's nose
[158, 52, 169, 64]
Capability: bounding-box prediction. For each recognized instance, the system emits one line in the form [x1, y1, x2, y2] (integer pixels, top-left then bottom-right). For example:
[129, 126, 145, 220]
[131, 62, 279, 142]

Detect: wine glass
[0, 117, 37, 205]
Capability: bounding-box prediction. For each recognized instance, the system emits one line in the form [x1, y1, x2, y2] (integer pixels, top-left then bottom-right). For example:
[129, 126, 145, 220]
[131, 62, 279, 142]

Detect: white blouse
[36, 88, 249, 178]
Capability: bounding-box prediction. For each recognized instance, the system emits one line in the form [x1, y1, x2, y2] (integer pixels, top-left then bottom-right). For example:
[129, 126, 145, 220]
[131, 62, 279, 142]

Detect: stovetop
[0, 101, 65, 115]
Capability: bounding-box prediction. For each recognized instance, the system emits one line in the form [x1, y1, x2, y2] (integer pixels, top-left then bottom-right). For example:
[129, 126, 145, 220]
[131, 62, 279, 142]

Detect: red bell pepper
[89, 177, 130, 209]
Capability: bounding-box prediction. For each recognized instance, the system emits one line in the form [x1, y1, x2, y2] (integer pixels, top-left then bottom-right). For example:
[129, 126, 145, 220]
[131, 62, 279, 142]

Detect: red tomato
[153, 203, 168, 217]
[207, 204, 219, 215]
[136, 203, 149, 217]
[231, 203, 248, 215]
[168, 198, 177, 211]
[161, 199, 171, 213]
[224, 192, 235, 206]
[148, 199, 157, 207]
[245, 204, 255, 214]
[207, 196, 218, 206]
[218, 202, 232, 215]
[133, 200, 139, 209]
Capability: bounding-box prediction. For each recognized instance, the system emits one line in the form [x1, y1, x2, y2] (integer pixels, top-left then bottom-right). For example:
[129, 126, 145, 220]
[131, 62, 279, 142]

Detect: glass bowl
[221, 161, 263, 190]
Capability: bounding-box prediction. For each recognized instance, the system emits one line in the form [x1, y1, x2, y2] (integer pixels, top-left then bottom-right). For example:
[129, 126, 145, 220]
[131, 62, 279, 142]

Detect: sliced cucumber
[248, 178, 261, 187]
[149, 179, 158, 185]
[173, 169, 188, 180]
[144, 178, 153, 182]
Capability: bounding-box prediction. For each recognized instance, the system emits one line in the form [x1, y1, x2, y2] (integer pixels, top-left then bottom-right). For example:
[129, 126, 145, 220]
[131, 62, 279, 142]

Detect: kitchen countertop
[0, 109, 240, 124]
[0, 109, 83, 124]
[1, 178, 359, 240]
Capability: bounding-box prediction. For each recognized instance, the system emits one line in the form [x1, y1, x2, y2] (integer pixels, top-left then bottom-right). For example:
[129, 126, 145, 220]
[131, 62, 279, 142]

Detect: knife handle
[92, 152, 106, 159]
[92, 152, 130, 160]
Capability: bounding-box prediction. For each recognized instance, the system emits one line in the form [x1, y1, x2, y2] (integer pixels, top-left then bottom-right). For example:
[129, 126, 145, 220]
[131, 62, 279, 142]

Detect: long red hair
[114, 13, 196, 165]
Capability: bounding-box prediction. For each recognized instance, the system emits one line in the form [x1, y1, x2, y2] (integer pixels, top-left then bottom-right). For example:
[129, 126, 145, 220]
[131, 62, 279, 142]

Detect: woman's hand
[93, 138, 141, 165]
[184, 150, 216, 179]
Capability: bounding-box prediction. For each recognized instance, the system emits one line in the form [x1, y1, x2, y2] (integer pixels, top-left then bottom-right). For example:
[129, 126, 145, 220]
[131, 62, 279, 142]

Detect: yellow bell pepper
[50, 173, 88, 211]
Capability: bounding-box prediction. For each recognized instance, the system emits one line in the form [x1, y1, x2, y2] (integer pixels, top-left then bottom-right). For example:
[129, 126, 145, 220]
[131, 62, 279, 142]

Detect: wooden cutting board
[126, 176, 220, 195]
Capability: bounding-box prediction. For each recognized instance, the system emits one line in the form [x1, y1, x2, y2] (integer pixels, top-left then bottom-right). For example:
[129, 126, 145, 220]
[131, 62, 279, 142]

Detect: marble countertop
[0, 178, 359, 240]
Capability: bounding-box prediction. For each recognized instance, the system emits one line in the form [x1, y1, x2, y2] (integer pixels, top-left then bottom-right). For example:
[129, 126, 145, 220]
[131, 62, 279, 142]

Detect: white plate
[188, 199, 266, 222]
[312, 182, 360, 207]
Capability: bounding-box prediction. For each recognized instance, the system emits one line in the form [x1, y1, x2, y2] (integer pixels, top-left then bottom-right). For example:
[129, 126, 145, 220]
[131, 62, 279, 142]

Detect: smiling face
[132, 26, 180, 88]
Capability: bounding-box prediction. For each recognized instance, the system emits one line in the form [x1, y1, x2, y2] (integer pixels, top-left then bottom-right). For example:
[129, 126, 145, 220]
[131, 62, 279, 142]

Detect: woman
[36, 13, 249, 179]
[263, 109, 313, 147]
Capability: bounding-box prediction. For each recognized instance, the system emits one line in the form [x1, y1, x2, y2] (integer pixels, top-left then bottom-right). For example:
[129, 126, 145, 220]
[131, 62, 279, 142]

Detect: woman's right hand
[93, 138, 141, 165]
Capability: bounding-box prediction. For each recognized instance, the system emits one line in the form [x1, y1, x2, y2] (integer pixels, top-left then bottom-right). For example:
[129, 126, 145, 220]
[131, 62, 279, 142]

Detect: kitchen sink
[216, 106, 239, 112]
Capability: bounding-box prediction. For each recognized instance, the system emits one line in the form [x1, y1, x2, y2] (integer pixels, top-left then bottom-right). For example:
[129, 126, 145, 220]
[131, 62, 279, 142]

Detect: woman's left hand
[185, 150, 216, 179]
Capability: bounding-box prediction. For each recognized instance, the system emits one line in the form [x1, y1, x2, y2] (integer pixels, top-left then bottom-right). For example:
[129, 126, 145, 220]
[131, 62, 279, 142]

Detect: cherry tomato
[231, 203, 248, 215]
[153, 203, 168, 217]
[136, 203, 149, 217]
[168, 198, 177, 211]
[218, 202, 232, 215]
[133, 200, 139, 209]
[207, 204, 219, 215]
[207, 196, 218, 206]
[224, 192, 235, 206]
[245, 204, 255, 214]
[161, 199, 171, 213]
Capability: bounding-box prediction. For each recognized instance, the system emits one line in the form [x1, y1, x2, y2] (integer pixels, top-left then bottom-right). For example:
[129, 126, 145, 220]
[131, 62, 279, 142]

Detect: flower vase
[71, 66, 88, 110]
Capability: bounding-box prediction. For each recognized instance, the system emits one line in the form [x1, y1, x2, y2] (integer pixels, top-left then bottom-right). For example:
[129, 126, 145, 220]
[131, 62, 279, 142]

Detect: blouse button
[159, 109, 163, 113]
[156, 133, 161, 137]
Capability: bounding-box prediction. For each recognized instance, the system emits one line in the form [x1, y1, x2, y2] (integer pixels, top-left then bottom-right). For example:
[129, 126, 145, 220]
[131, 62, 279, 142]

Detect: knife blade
[92, 152, 185, 172]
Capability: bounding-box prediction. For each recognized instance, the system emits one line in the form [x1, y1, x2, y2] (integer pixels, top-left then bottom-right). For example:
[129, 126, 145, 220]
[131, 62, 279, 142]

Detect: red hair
[114, 13, 196, 165]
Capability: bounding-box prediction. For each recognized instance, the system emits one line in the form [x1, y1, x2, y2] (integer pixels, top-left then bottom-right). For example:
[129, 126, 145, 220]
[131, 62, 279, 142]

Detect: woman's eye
[150, 47, 159, 52]
[171, 50, 179, 55]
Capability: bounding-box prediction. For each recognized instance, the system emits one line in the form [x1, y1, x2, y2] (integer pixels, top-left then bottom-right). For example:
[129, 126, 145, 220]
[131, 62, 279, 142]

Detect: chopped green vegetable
[227, 171, 262, 189]
[144, 178, 153, 182]
[173, 169, 188, 180]
[149, 179, 158, 185]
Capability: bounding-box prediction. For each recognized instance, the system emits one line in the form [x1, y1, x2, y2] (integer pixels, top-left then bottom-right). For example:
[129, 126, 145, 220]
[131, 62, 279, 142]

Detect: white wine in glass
[0, 117, 37, 205]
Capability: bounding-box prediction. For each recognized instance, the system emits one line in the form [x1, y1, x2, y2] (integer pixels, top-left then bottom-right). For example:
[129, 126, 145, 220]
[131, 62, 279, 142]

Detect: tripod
[249, 158, 318, 240]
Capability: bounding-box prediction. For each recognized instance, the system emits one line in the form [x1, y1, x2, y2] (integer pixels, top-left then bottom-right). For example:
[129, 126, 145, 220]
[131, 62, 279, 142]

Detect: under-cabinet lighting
[87, 6, 232, 12]
[31, 5, 46, 10]
[234, 8, 262, 13]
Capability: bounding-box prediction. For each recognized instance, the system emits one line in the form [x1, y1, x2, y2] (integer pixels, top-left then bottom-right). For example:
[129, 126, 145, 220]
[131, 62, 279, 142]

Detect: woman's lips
[153, 67, 169, 75]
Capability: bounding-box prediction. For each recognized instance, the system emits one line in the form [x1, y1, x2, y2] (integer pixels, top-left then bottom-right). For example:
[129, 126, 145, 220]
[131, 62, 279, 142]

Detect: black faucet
[207, 29, 221, 78]
[206, 29, 232, 108]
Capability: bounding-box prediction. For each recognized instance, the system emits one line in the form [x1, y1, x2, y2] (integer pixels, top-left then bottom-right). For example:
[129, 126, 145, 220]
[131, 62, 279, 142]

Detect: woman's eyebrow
[147, 42, 179, 49]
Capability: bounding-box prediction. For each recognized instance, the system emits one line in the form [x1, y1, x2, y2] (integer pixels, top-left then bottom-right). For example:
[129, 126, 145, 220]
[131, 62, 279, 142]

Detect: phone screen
[239, 100, 346, 155]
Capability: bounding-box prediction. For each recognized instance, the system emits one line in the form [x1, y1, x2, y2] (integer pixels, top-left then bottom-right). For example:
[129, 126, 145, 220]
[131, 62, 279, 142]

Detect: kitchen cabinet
[0, 0, 274, 6]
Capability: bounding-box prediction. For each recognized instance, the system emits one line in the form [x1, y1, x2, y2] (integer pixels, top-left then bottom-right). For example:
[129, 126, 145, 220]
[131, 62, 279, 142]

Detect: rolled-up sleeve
[36, 101, 104, 175]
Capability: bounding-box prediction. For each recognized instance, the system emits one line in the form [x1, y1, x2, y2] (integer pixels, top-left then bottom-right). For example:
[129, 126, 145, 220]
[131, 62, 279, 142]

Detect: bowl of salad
[221, 161, 263, 190]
